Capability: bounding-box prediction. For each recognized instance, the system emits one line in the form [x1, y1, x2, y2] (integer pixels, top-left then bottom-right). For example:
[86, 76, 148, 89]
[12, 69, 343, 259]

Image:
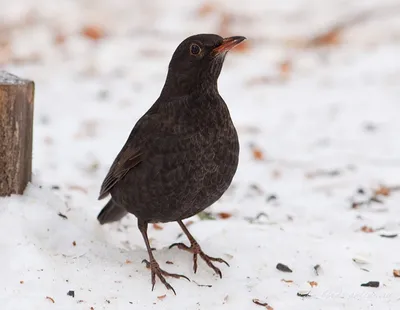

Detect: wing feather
[98, 149, 142, 199]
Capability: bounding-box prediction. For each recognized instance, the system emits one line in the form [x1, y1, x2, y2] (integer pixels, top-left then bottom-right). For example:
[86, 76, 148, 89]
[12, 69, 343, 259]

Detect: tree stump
[0, 71, 34, 196]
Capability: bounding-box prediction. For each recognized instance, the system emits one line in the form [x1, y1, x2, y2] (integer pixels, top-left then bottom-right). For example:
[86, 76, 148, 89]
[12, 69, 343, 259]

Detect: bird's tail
[97, 200, 128, 225]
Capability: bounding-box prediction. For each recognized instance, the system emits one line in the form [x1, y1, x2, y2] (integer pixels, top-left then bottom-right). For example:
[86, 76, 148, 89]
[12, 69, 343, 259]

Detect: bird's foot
[142, 259, 190, 295]
[169, 241, 229, 278]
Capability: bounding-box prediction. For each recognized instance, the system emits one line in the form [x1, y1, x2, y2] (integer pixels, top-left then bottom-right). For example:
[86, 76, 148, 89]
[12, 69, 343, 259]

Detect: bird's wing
[97, 109, 158, 200]
[98, 145, 142, 200]
[98, 97, 189, 200]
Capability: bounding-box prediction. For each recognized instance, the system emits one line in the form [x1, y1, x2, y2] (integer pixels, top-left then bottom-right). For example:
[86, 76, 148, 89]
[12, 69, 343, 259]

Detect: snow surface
[1, 0, 400, 309]
[0, 71, 28, 84]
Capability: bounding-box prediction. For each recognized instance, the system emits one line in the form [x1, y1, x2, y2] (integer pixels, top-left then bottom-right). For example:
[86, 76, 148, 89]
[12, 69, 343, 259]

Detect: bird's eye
[190, 43, 201, 55]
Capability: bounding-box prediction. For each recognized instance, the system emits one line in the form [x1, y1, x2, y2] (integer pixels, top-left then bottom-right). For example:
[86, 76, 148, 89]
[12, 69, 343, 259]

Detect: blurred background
[1, 0, 400, 228]
[2, 0, 400, 215]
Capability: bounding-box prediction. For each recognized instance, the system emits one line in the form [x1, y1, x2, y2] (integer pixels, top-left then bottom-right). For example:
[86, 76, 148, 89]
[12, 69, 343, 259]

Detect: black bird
[97, 33, 245, 294]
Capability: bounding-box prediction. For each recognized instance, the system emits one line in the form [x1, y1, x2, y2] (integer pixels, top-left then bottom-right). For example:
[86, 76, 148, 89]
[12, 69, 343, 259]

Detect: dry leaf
[72, 241, 77, 246]
[20, 280, 24, 284]
[360, 225, 374, 233]
[374, 185, 391, 196]
[197, 3, 215, 16]
[306, 9, 387, 48]
[308, 26, 341, 47]
[46, 296, 55, 303]
[125, 259, 132, 264]
[281, 279, 294, 283]
[308, 281, 318, 287]
[279, 60, 292, 79]
[393, 269, 400, 277]
[90, 307, 94, 310]
[54, 33, 66, 45]
[252, 148, 264, 161]
[153, 223, 163, 230]
[166, 261, 174, 265]
[81, 25, 105, 40]
[218, 212, 232, 219]
[157, 294, 166, 300]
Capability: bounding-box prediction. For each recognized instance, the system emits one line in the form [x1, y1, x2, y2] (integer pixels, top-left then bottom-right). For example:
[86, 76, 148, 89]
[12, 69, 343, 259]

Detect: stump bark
[0, 71, 34, 196]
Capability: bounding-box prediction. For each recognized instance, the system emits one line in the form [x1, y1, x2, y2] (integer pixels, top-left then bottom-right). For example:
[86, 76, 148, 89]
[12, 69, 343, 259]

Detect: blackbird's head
[161, 34, 246, 97]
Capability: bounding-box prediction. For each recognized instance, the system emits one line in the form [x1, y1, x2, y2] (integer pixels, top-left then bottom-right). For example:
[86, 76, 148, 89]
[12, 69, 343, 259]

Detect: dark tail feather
[97, 200, 128, 225]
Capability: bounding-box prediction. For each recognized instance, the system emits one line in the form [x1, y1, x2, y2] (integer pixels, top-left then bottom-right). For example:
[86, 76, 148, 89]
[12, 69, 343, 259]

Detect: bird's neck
[159, 71, 219, 100]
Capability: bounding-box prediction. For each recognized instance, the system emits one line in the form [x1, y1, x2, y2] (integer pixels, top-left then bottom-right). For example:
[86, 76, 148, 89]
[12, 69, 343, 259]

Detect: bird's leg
[169, 220, 229, 278]
[137, 219, 190, 295]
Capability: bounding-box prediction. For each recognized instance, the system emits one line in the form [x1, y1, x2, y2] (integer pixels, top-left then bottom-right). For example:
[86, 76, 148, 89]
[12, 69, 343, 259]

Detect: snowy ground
[1, 0, 400, 309]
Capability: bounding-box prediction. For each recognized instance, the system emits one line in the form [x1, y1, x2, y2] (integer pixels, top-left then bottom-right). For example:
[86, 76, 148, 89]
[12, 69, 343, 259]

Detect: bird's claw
[142, 259, 151, 268]
[169, 242, 191, 250]
[142, 258, 190, 294]
[169, 241, 229, 277]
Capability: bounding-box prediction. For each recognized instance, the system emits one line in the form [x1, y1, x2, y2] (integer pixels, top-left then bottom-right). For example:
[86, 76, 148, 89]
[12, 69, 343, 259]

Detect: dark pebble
[380, 234, 398, 238]
[57, 212, 68, 220]
[357, 188, 365, 195]
[276, 263, 292, 273]
[314, 264, 321, 276]
[361, 281, 379, 288]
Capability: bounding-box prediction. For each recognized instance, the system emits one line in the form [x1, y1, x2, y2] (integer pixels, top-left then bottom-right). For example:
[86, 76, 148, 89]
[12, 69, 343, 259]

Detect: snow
[0, 71, 27, 84]
[1, 0, 400, 309]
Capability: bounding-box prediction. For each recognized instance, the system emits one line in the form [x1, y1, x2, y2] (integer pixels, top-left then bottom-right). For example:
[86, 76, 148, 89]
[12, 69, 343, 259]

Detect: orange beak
[212, 36, 246, 55]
